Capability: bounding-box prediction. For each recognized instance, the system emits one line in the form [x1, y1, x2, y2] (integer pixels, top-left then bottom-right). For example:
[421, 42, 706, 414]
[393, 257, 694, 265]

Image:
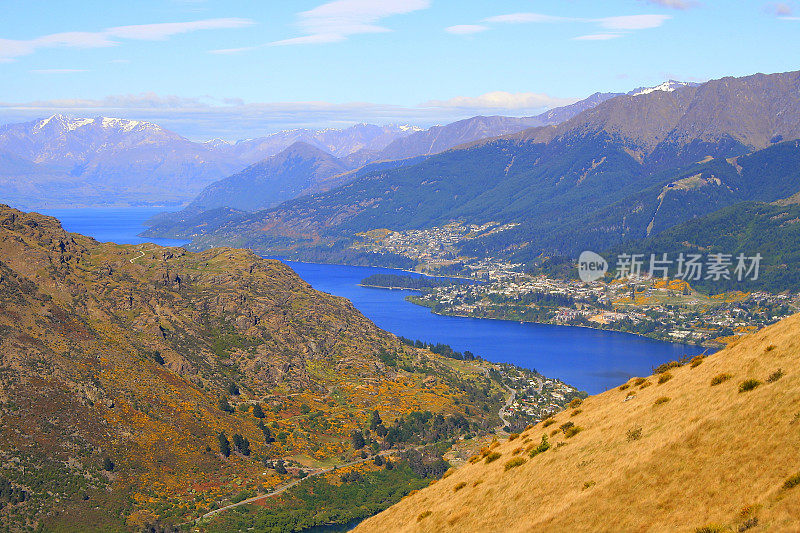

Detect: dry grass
[355, 313, 800, 533]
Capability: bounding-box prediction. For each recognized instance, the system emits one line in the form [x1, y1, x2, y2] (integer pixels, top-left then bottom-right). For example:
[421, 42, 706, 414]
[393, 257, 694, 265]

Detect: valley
[0, 206, 588, 531]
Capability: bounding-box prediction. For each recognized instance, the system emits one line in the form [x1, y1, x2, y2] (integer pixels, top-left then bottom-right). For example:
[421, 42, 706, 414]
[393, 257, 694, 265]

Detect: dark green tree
[252, 403, 265, 419]
[369, 410, 382, 430]
[218, 396, 234, 413]
[218, 432, 231, 458]
[351, 430, 365, 449]
[232, 434, 250, 456]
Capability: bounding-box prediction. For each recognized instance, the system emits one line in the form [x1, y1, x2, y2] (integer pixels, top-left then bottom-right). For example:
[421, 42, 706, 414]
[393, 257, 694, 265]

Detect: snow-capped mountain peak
[31, 114, 161, 136]
[629, 80, 695, 96]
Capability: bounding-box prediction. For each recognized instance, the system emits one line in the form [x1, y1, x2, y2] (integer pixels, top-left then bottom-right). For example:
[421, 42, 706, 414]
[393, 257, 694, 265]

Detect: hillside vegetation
[357, 313, 800, 532]
[0, 206, 510, 531]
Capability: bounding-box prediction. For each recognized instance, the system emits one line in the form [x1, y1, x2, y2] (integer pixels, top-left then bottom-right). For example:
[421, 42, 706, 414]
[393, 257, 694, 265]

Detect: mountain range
[147, 70, 800, 291]
[0, 88, 620, 210]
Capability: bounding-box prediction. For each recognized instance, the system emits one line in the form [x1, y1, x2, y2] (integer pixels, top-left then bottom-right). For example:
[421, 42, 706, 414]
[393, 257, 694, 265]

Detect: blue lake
[40, 207, 705, 394]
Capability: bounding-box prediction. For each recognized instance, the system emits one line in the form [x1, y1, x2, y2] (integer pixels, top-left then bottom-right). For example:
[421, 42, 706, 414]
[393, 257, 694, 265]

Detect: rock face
[0, 205, 496, 531]
[357, 312, 800, 532]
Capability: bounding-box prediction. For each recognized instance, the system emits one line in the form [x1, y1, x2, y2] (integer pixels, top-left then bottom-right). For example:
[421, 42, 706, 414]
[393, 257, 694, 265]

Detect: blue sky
[1, 0, 799, 139]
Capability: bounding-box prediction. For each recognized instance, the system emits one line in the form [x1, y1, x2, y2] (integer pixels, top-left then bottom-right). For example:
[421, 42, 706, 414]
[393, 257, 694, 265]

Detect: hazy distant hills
[0, 117, 421, 209]
[0, 115, 241, 208]
[349, 92, 622, 165]
[188, 142, 352, 212]
[214, 123, 423, 162]
[0, 89, 616, 209]
[157, 70, 800, 286]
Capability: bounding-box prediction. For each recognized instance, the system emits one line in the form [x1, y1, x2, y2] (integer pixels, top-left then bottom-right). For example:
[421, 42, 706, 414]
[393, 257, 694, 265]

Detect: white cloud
[574, 34, 622, 41]
[0, 18, 254, 62]
[639, 0, 699, 9]
[445, 25, 489, 35]
[599, 15, 670, 30]
[30, 69, 89, 74]
[484, 13, 566, 24]
[272, 0, 430, 46]
[423, 91, 577, 110]
[455, 10, 670, 40]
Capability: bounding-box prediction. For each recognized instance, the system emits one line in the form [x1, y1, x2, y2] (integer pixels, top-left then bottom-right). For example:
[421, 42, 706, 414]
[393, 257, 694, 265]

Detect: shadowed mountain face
[187, 142, 352, 212]
[153, 70, 800, 273]
[0, 205, 507, 530]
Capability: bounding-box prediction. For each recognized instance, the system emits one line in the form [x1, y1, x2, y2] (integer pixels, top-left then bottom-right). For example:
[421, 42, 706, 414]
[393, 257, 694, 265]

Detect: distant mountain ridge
[0, 88, 615, 210]
[188, 141, 352, 212]
[350, 91, 623, 165]
[151, 70, 800, 278]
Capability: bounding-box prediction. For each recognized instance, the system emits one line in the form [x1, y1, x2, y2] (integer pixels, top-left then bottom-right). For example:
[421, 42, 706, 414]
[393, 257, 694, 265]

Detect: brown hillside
[357, 313, 800, 532]
[0, 206, 503, 531]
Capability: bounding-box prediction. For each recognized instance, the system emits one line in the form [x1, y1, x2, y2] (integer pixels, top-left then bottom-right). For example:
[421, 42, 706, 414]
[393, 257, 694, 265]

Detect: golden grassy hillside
[357, 313, 800, 532]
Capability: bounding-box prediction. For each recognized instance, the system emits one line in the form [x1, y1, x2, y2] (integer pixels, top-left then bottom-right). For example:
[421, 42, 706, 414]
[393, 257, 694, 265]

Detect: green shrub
[783, 472, 800, 489]
[453, 481, 467, 491]
[654, 361, 681, 374]
[485, 452, 501, 464]
[508, 433, 520, 441]
[653, 396, 671, 406]
[542, 419, 555, 428]
[529, 435, 550, 458]
[658, 372, 673, 384]
[765, 345, 776, 352]
[504, 457, 526, 471]
[582, 480, 596, 490]
[417, 511, 432, 522]
[634, 377, 647, 386]
[738, 379, 761, 393]
[619, 383, 630, 391]
[767, 369, 784, 383]
[711, 373, 732, 386]
[564, 426, 582, 439]
[690, 355, 704, 368]
[569, 398, 583, 409]
[570, 409, 583, 417]
[626, 427, 642, 442]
